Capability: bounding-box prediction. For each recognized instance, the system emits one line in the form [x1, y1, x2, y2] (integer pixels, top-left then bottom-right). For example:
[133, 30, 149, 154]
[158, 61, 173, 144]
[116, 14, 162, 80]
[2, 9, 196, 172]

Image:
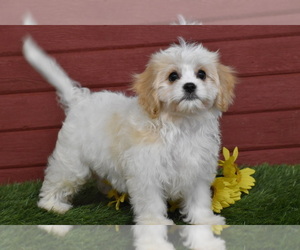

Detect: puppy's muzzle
[181, 82, 199, 101]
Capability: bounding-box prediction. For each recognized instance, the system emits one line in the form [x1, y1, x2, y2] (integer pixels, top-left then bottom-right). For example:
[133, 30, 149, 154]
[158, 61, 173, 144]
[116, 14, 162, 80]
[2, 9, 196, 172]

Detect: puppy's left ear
[215, 64, 237, 112]
[132, 65, 161, 119]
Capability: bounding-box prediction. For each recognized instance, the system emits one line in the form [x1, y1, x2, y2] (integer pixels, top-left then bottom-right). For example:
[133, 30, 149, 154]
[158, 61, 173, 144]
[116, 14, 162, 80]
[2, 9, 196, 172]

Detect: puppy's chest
[163, 125, 220, 168]
[160, 128, 220, 198]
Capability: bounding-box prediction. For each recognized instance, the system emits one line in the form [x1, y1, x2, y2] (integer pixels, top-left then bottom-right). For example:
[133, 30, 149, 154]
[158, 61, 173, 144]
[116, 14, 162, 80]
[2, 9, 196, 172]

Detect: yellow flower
[219, 147, 239, 178]
[219, 147, 256, 194]
[237, 168, 256, 194]
[211, 177, 241, 213]
[107, 189, 128, 211]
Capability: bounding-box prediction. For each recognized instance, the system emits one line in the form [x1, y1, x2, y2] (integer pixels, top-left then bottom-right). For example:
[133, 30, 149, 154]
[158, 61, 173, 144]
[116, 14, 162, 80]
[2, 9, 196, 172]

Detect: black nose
[183, 82, 197, 93]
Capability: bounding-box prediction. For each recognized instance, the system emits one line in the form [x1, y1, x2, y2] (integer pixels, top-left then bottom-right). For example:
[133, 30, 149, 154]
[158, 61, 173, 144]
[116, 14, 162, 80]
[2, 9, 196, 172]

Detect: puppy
[23, 36, 236, 225]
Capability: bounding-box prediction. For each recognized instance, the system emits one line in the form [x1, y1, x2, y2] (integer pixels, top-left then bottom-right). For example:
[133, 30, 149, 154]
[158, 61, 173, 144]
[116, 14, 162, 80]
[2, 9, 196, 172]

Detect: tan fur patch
[107, 113, 160, 159]
[215, 64, 237, 112]
[132, 64, 161, 119]
[107, 113, 126, 161]
[130, 126, 159, 144]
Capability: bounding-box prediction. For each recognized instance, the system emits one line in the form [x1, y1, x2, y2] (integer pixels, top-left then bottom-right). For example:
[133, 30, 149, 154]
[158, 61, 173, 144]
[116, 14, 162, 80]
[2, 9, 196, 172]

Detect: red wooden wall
[0, 26, 299, 184]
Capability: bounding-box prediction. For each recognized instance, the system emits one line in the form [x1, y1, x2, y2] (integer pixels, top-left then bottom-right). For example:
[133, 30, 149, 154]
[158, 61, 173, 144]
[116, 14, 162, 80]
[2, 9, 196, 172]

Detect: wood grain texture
[0, 166, 44, 184]
[1, 26, 300, 55]
[0, 26, 299, 183]
[221, 110, 300, 150]
[228, 73, 300, 114]
[0, 129, 58, 169]
[236, 147, 300, 166]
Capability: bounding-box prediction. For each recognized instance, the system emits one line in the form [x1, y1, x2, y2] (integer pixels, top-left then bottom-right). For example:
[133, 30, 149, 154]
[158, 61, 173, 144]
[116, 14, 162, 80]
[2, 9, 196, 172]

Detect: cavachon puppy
[23, 36, 236, 225]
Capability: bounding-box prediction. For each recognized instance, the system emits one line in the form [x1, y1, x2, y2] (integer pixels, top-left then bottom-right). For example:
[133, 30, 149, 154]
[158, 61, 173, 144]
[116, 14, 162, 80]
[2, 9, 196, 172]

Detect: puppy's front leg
[181, 179, 225, 225]
[127, 177, 173, 225]
[125, 154, 173, 225]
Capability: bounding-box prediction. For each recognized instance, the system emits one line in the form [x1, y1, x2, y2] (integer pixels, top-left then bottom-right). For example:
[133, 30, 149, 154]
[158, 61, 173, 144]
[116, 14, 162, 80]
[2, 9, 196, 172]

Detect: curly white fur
[23, 36, 236, 225]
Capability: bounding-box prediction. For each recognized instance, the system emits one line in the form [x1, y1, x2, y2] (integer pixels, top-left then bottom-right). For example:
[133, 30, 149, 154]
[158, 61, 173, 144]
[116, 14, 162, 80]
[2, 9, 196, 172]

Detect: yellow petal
[108, 201, 117, 207]
[218, 160, 225, 166]
[232, 147, 239, 162]
[240, 189, 249, 194]
[212, 199, 223, 213]
[116, 201, 120, 210]
[223, 147, 230, 160]
[107, 189, 119, 199]
[241, 168, 256, 175]
[119, 193, 127, 202]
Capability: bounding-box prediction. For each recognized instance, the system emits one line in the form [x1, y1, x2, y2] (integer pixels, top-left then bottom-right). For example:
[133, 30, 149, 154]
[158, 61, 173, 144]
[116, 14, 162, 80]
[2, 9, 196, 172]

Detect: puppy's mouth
[179, 93, 200, 102]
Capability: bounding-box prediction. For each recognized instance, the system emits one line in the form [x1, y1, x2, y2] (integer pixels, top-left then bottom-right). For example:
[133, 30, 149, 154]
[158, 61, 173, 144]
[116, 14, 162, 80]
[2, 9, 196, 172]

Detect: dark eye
[168, 71, 180, 82]
[197, 70, 206, 80]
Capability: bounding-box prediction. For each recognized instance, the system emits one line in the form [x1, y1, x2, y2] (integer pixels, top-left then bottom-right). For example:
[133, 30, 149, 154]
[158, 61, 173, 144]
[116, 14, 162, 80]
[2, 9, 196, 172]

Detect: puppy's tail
[22, 36, 84, 110]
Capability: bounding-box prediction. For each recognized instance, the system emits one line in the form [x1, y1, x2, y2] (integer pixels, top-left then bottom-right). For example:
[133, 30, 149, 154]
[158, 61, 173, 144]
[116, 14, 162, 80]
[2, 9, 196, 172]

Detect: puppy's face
[133, 40, 237, 119]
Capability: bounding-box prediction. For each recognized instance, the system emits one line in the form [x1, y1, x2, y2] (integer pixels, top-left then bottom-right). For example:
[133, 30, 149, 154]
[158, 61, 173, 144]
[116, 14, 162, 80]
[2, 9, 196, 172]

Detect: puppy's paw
[38, 198, 72, 214]
[189, 214, 225, 225]
[200, 214, 225, 225]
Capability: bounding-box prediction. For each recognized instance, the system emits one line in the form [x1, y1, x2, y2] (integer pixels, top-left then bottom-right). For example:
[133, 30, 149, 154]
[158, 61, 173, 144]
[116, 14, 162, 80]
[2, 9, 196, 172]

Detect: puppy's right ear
[132, 65, 161, 119]
[215, 64, 237, 112]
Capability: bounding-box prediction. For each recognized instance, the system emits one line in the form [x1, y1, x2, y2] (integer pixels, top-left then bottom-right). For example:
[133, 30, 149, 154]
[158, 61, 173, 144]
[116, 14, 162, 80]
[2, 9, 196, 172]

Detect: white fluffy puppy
[23, 36, 236, 225]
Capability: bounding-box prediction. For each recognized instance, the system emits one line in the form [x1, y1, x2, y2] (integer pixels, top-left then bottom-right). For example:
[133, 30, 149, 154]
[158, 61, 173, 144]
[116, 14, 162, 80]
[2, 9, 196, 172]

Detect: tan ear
[132, 65, 161, 119]
[215, 64, 237, 112]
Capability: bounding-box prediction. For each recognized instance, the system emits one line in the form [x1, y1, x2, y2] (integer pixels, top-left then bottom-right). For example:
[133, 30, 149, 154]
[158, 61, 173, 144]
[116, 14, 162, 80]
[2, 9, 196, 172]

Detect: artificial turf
[0, 164, 299, 225]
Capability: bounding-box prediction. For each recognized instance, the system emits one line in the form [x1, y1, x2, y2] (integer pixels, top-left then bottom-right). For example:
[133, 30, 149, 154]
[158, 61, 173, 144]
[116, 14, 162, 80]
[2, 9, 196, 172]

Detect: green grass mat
[0, 164, 299, 225]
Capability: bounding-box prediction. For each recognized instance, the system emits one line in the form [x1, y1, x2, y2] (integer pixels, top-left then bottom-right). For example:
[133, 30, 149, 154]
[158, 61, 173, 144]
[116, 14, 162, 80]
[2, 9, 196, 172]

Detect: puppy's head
[133, 39, 237, 119]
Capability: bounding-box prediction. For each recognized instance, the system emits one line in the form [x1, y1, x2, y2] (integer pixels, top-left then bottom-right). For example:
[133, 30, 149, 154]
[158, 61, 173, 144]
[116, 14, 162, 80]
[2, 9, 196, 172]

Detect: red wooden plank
[221, 110, 300, 150]
[1, 35, 300, 94]
[203, 36, 300, 77]
[0, 92, 64, 132]
[0, 129, 58, 169]
[228, 73, 300, 114]
[0, 166, 44, 184]
[1, 26, 300, 55]
[236, 147, 300, 165]
[1, 73, 299, 132]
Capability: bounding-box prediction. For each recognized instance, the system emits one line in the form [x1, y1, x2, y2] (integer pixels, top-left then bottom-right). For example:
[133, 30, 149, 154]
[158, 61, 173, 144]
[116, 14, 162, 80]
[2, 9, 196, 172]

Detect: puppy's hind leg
[38, 149, 91, 214]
